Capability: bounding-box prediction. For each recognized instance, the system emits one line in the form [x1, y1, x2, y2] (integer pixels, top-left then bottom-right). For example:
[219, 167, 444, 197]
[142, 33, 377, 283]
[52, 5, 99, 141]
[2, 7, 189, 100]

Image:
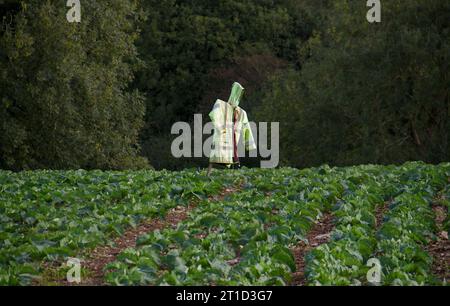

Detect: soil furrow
[426, 200, 449, 284]
[291, 212, 335, 286]
[375, 200, 391, 230]
[71, 184, 241, 285]
[80, 205, 193, 285]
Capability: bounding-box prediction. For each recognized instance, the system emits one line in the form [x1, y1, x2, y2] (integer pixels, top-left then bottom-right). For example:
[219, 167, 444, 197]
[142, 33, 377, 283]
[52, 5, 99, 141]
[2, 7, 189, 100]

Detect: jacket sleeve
[242, 112, 256, 151]
[209, 100, 223, 130]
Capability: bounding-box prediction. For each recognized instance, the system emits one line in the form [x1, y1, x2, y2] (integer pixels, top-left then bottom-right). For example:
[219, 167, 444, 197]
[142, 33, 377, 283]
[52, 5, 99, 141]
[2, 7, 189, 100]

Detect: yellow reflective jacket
[209, 83, 256, 164]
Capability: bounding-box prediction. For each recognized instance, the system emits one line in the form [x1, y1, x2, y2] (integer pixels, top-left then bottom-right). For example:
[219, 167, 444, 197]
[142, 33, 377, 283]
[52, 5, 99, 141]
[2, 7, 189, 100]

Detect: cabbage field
[0, 162, 449, 286]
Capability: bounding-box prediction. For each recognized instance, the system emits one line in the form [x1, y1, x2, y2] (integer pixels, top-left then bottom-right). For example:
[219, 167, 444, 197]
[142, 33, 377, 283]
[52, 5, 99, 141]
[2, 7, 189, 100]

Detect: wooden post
[207, 163, 213, 176]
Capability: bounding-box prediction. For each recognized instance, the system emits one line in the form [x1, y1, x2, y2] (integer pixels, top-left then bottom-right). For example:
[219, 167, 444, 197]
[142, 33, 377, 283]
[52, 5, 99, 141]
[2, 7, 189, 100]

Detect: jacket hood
[228, 82, 244, 107]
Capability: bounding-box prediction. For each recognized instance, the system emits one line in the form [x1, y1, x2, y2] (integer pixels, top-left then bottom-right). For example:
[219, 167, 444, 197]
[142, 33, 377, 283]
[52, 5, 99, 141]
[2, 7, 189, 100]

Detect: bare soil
[426, 204, 449, 284]
[44, 183, 242, 286]
[291, 212, 335, 286]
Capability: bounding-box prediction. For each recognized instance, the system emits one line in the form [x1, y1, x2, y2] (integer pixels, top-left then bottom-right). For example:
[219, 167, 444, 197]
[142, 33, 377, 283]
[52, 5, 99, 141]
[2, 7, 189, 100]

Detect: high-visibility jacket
[209, 83, 256, 164]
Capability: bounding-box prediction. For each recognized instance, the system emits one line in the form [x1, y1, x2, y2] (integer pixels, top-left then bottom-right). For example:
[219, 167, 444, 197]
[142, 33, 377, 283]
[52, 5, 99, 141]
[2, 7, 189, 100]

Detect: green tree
[0, 0, 148, 170]
[136, 0, 306, 169]
[256, 0, 450, 167]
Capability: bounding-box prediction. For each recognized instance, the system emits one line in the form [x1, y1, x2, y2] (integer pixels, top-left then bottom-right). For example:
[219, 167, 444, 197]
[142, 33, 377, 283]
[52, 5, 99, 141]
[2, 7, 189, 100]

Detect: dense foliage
[0, 1, 449, 170]
[255, 0, 450, 168]
[0, 168, 232, 285]
[135, 0, 306, 169]
[0, 0, 147, 170]
[107, 163, 449, 286]
[0, 162, 448, 285]
[306, 163, 448, 285]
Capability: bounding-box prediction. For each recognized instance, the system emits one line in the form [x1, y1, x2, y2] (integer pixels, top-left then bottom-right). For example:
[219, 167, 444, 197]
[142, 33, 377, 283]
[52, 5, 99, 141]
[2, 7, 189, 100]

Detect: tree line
[0, 0, 448, 170]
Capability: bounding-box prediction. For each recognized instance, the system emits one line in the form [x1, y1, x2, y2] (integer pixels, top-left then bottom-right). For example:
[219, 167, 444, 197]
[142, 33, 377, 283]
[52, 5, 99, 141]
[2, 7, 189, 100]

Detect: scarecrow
[207, 82, 256, 176]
